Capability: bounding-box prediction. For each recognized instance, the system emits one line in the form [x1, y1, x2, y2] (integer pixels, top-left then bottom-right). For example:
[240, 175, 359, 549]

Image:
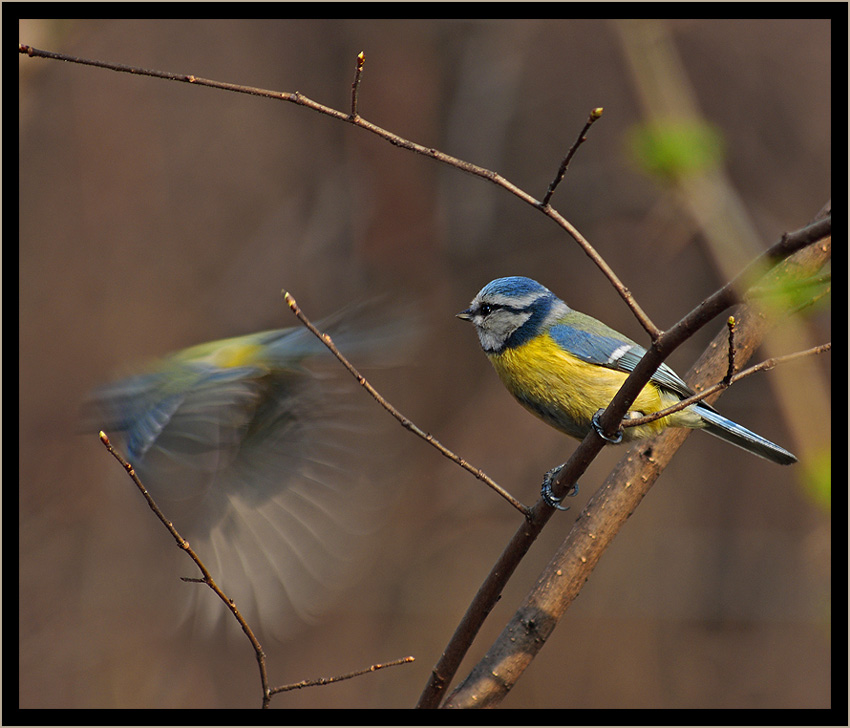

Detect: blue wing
[548, 314, 704, 405]
[548, 313, 796, 464]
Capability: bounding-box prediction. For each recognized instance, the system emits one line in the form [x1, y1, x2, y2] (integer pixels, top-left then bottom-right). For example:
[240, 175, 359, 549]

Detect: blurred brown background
[19, 18, 831, 709]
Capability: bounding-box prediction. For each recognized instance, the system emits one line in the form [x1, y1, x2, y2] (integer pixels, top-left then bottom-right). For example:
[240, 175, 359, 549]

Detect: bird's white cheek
[476, 327, 504, 352]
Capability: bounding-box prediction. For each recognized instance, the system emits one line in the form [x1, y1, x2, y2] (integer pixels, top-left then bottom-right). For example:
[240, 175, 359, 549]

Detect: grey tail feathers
[696, 406, 797, 465]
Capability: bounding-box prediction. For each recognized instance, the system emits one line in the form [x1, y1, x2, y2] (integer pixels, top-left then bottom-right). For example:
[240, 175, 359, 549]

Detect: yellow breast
[487, 333, 677, 440]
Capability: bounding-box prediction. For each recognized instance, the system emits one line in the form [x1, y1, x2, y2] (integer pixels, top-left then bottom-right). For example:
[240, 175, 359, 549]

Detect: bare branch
[18, 43, 657, 336]
[98, 432, 273, 708]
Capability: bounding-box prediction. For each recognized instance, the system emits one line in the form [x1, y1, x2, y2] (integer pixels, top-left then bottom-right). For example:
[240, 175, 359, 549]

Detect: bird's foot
[541, 464, 579, 511]
[591, 409, 623, 444]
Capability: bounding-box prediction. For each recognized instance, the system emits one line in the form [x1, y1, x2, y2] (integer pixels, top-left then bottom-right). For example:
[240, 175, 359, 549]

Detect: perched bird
[458, 276, 797, 508]
[88, 313, 396, 638]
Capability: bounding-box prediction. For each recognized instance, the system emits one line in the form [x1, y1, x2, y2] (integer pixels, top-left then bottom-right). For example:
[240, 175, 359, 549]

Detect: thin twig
[350, 51, 365, 118]
[282, 291, 530, 516]
[543, 205, 660, 337]
[271, 656, 415, 695]
[620, 342, 831, 429]
[724, 316, 737, 384]
[98, 432, 272, 708]
[541, 107, 604, 206]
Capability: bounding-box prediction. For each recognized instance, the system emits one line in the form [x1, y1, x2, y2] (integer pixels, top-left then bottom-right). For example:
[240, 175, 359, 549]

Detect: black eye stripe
[477, 302, 527, 316]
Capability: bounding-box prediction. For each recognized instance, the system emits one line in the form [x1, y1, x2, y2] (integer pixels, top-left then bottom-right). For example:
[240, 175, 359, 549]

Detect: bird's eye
[479, 303, 493, 317]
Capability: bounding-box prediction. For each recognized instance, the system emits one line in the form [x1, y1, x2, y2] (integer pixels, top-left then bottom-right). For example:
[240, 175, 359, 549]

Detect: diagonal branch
[441, 209, 831, 709]
[282, 291, 529, 515]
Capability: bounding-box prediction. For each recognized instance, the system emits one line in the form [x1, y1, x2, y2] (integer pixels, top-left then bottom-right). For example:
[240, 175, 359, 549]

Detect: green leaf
[627, 120, 725, 180]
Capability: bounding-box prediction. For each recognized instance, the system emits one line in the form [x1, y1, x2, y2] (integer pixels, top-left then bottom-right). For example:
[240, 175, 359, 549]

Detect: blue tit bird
[457, 276, 797, 508]
[88, 312, 395, 638]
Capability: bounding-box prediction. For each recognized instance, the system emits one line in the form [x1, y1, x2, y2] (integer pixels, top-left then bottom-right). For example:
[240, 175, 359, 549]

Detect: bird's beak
[456, 309, 473, 321]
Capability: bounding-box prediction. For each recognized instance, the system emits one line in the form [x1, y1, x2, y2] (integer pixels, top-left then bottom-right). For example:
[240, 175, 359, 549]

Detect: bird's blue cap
[479, 276, 550, 298]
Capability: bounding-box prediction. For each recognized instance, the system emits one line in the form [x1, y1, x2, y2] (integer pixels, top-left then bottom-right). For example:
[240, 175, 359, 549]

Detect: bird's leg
[541, 464, 579, 511]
